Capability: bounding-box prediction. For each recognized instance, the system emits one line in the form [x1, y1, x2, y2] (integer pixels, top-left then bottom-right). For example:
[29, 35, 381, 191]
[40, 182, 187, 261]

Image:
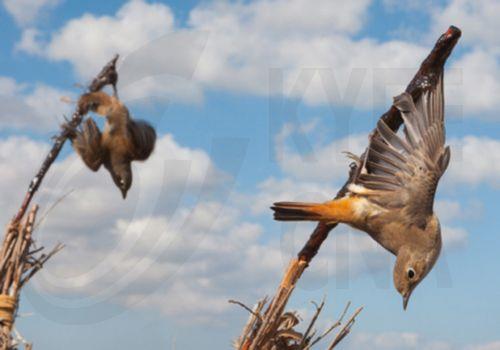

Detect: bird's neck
[396, 218, 442, 269]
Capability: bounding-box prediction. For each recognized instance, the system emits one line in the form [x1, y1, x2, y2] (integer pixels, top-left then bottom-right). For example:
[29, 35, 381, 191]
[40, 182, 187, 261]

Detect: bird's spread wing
[352, 75, 450, 227]
[72, 118, 105, 171]
[127, 120, 156, 161]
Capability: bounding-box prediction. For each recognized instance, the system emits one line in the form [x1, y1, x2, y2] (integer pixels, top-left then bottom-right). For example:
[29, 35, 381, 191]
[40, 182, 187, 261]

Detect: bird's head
[111, 162, 132, 199]
[394, 220, 442, 310]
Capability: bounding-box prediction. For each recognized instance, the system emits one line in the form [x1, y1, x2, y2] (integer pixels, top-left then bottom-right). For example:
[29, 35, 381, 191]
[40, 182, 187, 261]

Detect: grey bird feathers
[272, 75, 449, 310]
[71, 91, 156, 199]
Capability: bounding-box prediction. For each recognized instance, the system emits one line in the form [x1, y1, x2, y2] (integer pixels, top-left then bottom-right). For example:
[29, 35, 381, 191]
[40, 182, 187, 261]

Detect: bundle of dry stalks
[233, 26, 462, 350]
[0, 55, 120, 350]
[0, 207, 63, 350]
[232, 295, 362, 350]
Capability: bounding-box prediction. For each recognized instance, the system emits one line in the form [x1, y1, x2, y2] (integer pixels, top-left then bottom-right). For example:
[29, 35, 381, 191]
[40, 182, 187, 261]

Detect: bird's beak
[402, 291, 412, 310]
[120, 188, 127, 199]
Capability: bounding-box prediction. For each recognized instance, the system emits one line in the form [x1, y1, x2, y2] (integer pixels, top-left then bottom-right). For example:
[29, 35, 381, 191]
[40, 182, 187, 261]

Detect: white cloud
[447, 50, 500, 115]
[45, 0, 174, 77]
[0, 77, 72, 131]
[2, 0, 61, 26]
[14, 0, 500, 115]
[275, 130, 367, 182]
[188, 0, 427, 107]
[428, 0, 500, 115]
[15, 28, 44, 54]
[441, 225, 468, 249]
[0, 134, 289, 323]
[431, 0, 500, 50]
[18, 0, 442, 109]
[0, 136, 49, 216]
[445, 136, 500, 188]
[0, 126, 473, 324]
[435, 199, 483, 222]
[28, 0, 207, 104]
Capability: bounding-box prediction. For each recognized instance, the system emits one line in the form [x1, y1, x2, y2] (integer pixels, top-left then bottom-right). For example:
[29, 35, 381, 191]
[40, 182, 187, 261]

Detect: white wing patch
[348, 183, 376, 195]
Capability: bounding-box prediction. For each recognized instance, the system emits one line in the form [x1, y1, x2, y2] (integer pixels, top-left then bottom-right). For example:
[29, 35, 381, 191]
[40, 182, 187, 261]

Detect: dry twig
[232, 296, 362, 350]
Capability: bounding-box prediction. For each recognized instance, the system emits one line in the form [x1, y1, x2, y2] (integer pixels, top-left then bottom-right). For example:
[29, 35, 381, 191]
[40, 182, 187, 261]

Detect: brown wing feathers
[357, 74, 449, 192]
[72, 118, 104, 171]
[127, 119, 156, 161]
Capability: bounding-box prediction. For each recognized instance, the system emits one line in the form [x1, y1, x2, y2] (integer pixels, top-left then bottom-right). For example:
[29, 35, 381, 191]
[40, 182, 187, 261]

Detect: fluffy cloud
[446, 50, 500, 115]
[30, 0, 206, 104]
[19, 0, 440, 109]
[445, 136, 500, 188]
[15, 0, 500, 116]
[431, 0, 500, 50]
[0, 76, 72, 131]
[0, 134, 247, 322]
[15, 28, 44, 55]
[46, 0, 175, 76]
[429, 0, 500, 115]
[187, 0, 426, 107]
[275, 129, 367, 183]
[2, 0, 61, 26]
[0, 133, 467, 324]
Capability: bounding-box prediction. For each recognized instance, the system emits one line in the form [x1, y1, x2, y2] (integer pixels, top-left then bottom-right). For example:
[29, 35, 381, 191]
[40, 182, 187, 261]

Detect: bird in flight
[272, 75, 450, 310]
[70, 91, 156, 199]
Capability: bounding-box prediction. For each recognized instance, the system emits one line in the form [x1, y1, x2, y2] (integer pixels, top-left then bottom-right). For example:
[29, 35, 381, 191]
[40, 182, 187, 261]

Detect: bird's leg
[59, 115, 78, 140]
[112, 84, 119, 99]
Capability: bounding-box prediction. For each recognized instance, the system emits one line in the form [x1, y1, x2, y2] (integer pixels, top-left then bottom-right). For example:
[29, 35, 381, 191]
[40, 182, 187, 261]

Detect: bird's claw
[60, 122, 77, 139]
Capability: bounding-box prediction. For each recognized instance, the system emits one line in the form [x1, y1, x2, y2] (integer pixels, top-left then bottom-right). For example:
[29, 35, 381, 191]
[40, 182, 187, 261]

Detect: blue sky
[0, 0, 499, 349]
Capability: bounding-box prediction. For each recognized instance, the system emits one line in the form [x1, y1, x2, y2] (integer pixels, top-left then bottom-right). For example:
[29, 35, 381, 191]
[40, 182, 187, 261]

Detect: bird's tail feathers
[271, 202, 332, 222]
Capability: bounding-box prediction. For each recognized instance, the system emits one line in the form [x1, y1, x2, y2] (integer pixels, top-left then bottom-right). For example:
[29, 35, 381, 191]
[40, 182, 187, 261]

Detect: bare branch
[327, 307, 363, 349]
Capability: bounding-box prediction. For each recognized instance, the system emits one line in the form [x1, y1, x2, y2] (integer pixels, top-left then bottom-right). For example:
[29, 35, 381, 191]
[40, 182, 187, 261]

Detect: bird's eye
[407, 268, 415, 279]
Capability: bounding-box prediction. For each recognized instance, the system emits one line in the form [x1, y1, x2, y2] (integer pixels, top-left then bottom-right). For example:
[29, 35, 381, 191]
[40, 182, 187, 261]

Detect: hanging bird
[271, 75, 450, 310]
[71, 91, 156, 198]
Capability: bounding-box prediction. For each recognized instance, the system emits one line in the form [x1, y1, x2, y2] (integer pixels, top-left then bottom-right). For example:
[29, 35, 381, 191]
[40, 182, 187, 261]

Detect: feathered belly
[102, 131, 132, 157]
